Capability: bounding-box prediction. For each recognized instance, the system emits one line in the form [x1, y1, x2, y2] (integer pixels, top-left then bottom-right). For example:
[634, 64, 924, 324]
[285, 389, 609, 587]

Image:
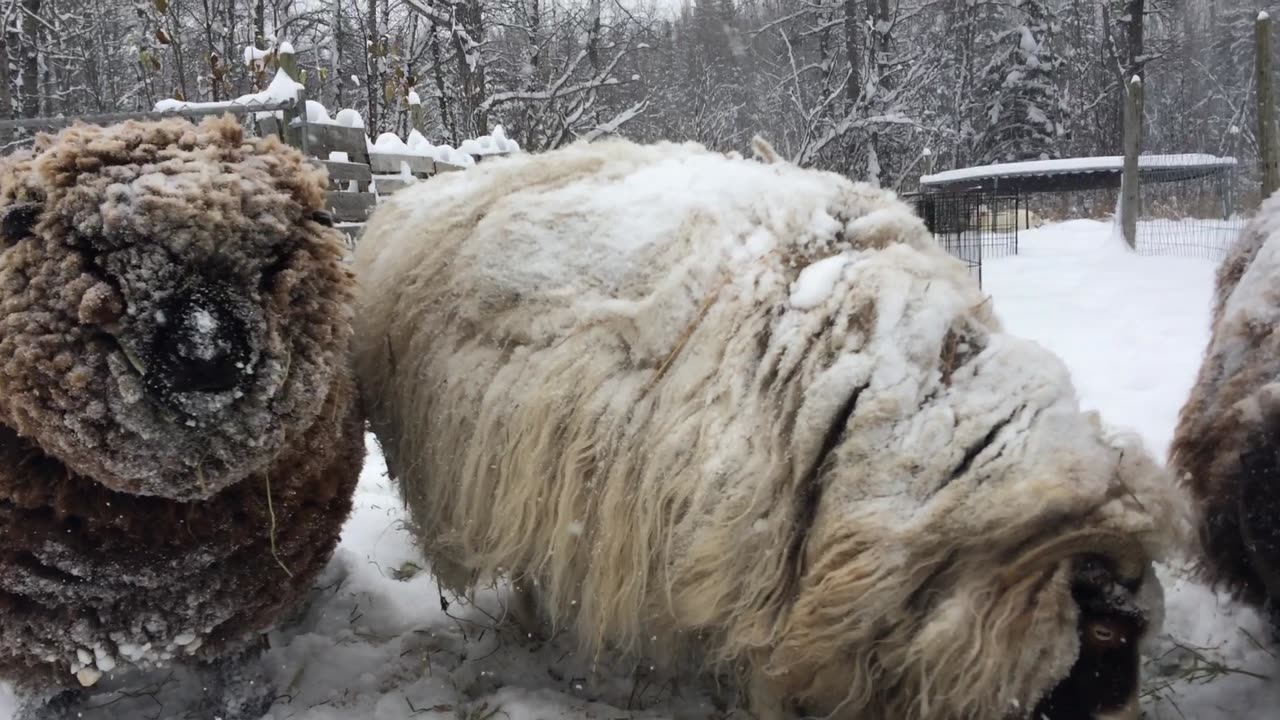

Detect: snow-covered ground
[2, 218, 1276, 719]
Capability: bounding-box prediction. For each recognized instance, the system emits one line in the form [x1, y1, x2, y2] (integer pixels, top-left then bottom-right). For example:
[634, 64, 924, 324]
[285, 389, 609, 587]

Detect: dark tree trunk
[844, 0, 861, 108]
[20, 0, 41, 119]
[1125, 0, 1145, 79]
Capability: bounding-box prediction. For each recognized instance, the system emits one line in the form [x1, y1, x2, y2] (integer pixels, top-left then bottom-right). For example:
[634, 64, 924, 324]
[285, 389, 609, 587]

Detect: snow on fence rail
[0, 98, 297, 131]
[0, 70, 308, 138]
[0, 69, 521, 254]
[241, 77, 521, 252]
[150, 69, 521, 241]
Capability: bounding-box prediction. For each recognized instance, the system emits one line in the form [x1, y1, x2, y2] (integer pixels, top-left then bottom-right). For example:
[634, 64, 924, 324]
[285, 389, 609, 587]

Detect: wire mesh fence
[1128, 153, 1249, 261]
[909, 190, 1025, 289]
[915, 150, 1252, 267]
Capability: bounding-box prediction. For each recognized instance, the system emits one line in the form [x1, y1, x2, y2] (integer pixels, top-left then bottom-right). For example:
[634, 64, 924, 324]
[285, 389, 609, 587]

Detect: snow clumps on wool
[351, 137, 1192, 720]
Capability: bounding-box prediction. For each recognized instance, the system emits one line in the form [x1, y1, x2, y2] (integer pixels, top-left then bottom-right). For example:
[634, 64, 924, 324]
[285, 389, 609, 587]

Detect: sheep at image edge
[352, 137, 1194, 720]
[0, 115, 364, 719]
[1171, 192, 1280, 640]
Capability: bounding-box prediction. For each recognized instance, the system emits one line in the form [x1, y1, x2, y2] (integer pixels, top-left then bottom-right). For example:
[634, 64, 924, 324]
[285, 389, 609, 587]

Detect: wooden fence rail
[0, 87, 509, 253]
[0, 99, 298, 131]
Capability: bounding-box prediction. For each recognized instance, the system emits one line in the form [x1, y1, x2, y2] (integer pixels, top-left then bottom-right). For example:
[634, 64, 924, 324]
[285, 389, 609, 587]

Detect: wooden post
[275, 42, 304, 151]
[296, 84, 311, 157]
[278, 81, 310, 154]
[1220, 174, 1231, 221]
[1257, 12, 1279, 200]
[1120, 74, 1143, 250]
[277, 44, 300, 83]
[918, 148, 935, 195]
[410, 103, 425, 134]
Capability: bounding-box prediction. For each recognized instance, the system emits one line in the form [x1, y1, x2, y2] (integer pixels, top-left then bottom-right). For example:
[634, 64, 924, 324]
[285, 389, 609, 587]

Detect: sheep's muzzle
[1030, 555, 1146, 720]
[143, 281, 256, 401]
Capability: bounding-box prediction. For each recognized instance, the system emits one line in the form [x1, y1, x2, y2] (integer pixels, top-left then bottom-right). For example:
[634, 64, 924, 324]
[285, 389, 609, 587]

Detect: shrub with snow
[351, 137, 1193, 720]
[0, 116, 364, 719]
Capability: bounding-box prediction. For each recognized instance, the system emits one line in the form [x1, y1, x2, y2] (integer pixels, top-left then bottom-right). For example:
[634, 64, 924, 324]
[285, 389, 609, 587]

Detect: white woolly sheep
[352, 137, 1190, 720]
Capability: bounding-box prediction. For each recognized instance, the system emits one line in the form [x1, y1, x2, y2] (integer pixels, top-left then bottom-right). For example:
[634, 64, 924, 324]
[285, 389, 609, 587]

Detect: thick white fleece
[352, 139, 1190, 720]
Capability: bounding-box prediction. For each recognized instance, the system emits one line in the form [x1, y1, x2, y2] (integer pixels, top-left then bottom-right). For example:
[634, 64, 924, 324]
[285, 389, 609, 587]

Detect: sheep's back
[353, 141, 1010, 647]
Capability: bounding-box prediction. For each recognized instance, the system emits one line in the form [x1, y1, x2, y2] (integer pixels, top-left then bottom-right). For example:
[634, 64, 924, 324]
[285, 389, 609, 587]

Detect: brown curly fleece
[1170, 193, 1280, 614]
[0, 115, 363, 695]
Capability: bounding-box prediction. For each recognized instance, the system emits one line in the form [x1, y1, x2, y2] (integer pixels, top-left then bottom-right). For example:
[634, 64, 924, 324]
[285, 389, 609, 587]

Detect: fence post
[1120, 74, 1143, 250]
[410, 103, 425, 135]
[1258, 12, 1279, 200]
[277, 43, 300, 83]
[296, 85, 311, 157]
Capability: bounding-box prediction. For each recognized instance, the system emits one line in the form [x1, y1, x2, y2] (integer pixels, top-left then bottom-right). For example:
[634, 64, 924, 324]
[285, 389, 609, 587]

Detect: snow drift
[0, 116, 364, 718]
[352, 137, 1192, 720]
[1170, 191, 1280, 631]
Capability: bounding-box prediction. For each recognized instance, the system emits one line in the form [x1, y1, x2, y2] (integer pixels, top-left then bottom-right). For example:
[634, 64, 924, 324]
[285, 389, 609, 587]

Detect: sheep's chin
[74, 340, 299, 499]
[1091, 704, 1140, 720]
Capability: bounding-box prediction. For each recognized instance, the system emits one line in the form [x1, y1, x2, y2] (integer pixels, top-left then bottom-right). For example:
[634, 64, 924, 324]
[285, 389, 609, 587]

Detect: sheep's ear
[1, 201, 41, 246]
[311, 209, 334, 227]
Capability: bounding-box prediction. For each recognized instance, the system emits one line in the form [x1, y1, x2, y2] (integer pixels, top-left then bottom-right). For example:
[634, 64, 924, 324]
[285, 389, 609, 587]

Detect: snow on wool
[1, 219, 1272, 720]
[0, 116, 364, 719]
[351, 138, 1193, 720]
[1169, 190, 1280, 631]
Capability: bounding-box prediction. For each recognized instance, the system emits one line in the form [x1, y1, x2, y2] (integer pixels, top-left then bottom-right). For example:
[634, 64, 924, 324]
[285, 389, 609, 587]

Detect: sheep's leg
[192, 635, 276, 720]
[506, 577, 548, 642]
[428, 553, 477, 599]
[1267, 601, 1280, 645]
[13, 687, 83, 720]
[1237, 428, 1280, 642]
[745, 663, 793, 720]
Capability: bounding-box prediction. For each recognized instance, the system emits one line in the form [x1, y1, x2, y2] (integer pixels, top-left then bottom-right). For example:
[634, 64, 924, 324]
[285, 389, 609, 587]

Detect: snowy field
[2, 218, 1278, 719]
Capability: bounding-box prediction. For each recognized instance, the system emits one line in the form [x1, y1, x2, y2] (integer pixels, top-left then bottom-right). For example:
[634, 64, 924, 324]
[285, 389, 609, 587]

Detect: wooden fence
[256, 113, 474, 245]
[0, 87, 504, 250]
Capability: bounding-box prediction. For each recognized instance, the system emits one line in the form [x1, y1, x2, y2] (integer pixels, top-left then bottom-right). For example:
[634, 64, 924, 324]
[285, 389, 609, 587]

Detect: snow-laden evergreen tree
[975, 0, 1067, 163]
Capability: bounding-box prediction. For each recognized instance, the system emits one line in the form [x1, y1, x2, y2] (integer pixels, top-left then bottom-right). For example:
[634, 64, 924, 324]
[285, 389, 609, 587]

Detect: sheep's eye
[1, 201, 41, 246]
[1084, 619, 1130, 649]
[1090, 624, 1115, 642]
[311, 210, 334, 227]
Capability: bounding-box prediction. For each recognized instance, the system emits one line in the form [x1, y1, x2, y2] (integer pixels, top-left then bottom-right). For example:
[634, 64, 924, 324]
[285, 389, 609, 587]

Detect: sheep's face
[0, 116, 353, 500]
[767, 527, 1162, 720]
[1031, 555, 1150, 720]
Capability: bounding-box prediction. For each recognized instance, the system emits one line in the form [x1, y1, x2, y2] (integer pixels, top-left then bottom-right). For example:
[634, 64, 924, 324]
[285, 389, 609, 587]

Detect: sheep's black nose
[149, 284, 250, 395]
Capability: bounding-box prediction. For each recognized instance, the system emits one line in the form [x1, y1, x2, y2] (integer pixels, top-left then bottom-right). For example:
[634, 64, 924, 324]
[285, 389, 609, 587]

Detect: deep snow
[1, 218, 1276, 719]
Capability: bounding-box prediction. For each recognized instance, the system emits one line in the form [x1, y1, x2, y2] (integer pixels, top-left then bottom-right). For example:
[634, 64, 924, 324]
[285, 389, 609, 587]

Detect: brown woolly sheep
[352, 137, 1191, 720]
[0, 115, 364, 718]
[1170, 193, 1280, 635]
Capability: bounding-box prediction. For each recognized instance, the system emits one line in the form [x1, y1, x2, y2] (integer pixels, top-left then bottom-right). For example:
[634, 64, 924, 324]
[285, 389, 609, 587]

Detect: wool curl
[1170, 190, 1280, 613]
[0, 114, 352, 500]
[352, 138, 1193, 720]
[0, 115, 364, 703]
